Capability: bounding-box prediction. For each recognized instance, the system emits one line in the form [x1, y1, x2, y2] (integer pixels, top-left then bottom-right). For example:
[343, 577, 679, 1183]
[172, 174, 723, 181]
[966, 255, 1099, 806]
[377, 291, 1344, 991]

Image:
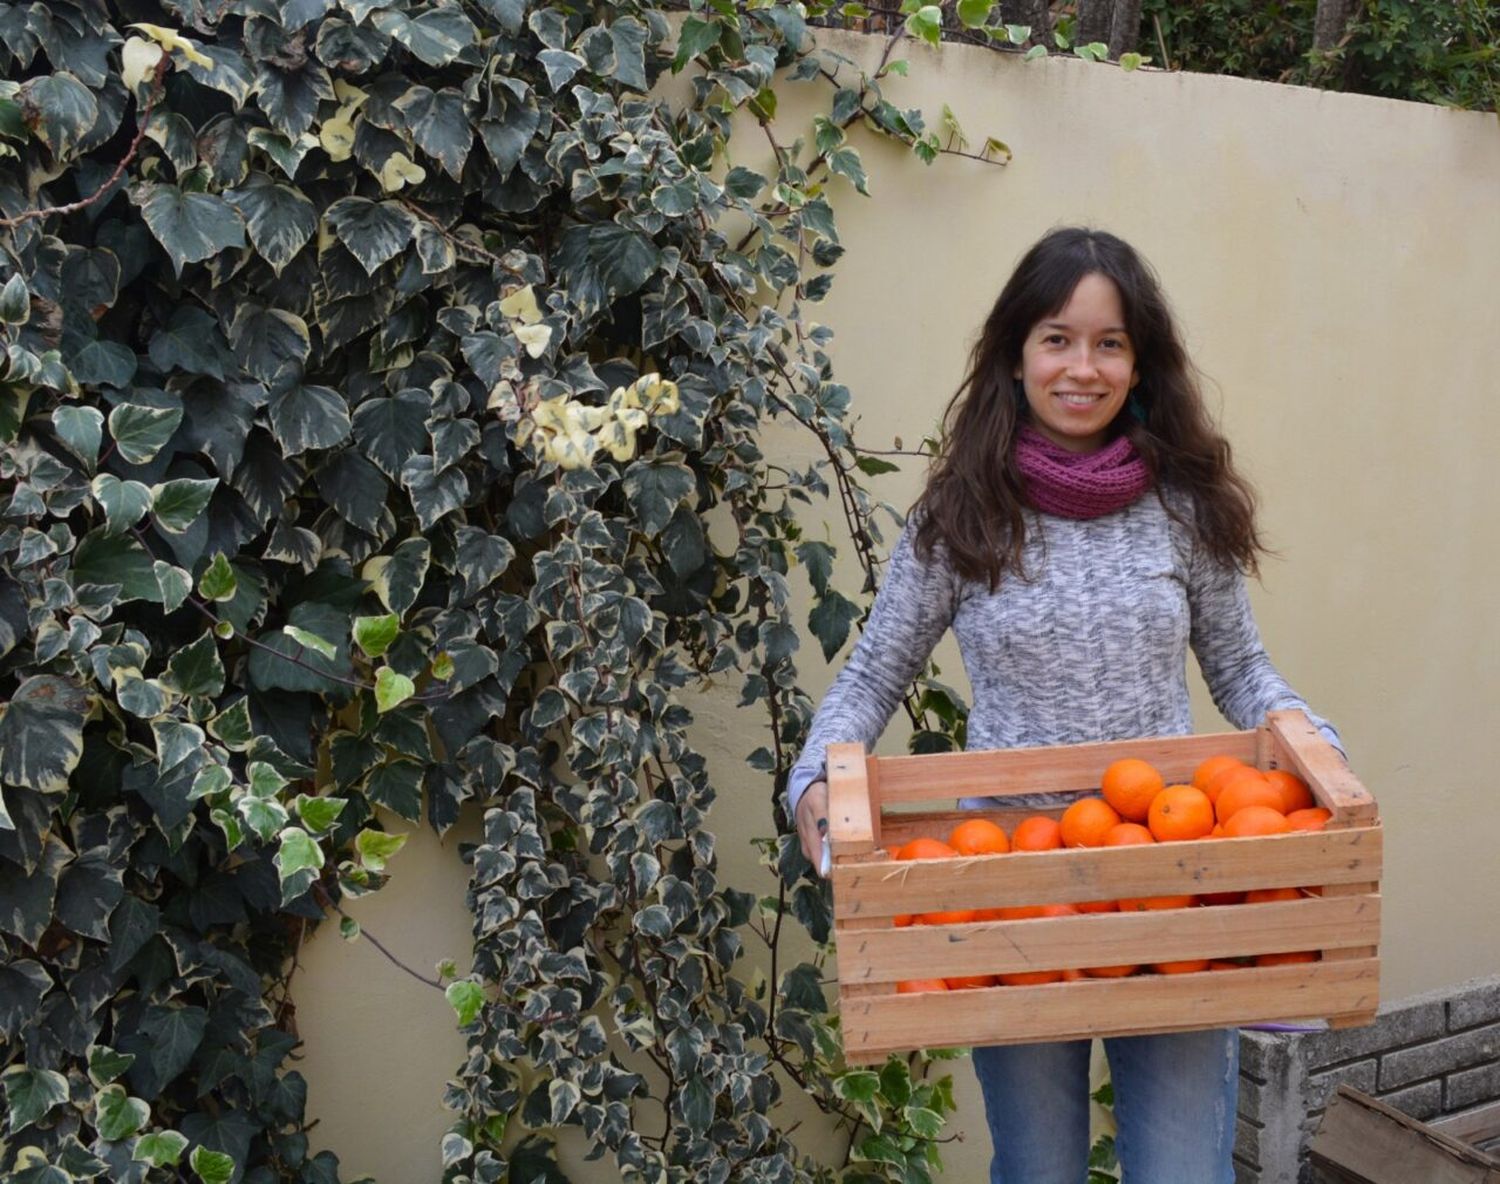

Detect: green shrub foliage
[0, 2, 994, 1181]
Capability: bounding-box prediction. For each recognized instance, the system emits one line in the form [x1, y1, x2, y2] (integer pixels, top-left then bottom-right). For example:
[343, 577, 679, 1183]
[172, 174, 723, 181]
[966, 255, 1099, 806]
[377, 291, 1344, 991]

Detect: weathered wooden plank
[835, 894, 1379, 983]
[841, 959, 1379, 1062]
[831, 826, 1383, 920]
[1307, 1085, 1500, 1183]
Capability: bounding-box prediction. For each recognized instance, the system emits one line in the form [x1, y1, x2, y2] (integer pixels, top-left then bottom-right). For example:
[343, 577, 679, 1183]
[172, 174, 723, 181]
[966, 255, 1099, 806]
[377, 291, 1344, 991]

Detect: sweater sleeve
[785, 518, 964, 814]
[1186, 545, 1342, 753]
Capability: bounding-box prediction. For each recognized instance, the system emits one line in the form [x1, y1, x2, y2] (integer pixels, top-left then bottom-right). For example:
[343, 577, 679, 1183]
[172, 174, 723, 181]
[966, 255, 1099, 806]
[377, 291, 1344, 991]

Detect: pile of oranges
[890, 753, 1332, 993]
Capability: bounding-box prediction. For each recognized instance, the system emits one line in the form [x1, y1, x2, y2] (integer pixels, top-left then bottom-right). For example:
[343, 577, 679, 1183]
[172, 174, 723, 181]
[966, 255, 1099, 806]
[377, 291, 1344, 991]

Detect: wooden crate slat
[841, 958, 1380, 1060]
[1266, 709, 1378, 825]
[827, 741, 878, 855]
[836, 894, 1379, 983]
[870, 730, 1260, 804]
[831, 826, 1382, 920]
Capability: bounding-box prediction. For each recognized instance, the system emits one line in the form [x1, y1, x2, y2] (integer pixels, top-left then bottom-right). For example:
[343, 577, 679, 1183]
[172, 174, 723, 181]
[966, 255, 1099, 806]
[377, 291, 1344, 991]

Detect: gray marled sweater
[787, 488, 1337, 813]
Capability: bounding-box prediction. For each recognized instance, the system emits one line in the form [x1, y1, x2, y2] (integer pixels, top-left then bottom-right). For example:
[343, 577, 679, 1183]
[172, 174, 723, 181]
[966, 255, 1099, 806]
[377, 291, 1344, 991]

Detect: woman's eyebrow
[1038, 320, 1130, 334]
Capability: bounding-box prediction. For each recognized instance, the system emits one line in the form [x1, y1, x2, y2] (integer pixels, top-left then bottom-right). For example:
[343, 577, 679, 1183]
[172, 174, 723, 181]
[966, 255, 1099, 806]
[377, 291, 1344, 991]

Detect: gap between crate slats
[835, 894, 1378, 982]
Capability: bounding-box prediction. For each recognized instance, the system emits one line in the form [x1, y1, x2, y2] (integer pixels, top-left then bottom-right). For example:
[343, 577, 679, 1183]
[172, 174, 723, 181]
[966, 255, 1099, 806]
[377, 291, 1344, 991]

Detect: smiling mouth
[1055, 393, 1105, 406]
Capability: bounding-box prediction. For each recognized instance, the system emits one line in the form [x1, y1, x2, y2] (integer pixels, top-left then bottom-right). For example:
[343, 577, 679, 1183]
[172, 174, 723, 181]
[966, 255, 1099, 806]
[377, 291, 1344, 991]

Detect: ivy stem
[0, 57, 171, 231]
[312, 882, 444, 990]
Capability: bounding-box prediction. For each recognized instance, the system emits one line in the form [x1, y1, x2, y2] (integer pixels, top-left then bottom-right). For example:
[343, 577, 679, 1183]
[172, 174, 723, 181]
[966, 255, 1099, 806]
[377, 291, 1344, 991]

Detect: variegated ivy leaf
[150, 478, 218, 533]
[91, 474, 153, 535]
[133, 1129, 189, 1168]
[352, 613, 399, 658]
[283, 625, 337, 659]
[324, 196, 417, 274]
[94, 1084, 149, 1141]
[355, 827, 407, 872]
[52, 405, 103, 468]
[2, 1065, 69, 1133]
[374, 666, 415, 713]
[138, 185, 247, 275]
[189, 1144, 235, 1184]
[107, 402, 183, 466]
[295, 794, 346, 834]
[0, 675, 88, 794]
[198, 553, 237, 602]
[274, 827, 323, 902]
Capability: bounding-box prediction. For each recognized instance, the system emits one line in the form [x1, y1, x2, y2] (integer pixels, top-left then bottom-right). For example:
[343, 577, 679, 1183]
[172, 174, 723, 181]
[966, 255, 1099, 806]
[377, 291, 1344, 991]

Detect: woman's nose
[1065, 347, 1098, 377]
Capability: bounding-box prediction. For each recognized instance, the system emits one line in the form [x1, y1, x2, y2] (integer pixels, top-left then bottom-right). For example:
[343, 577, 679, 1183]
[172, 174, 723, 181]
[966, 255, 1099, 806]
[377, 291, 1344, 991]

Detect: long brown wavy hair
[913, 227, 1264, 589]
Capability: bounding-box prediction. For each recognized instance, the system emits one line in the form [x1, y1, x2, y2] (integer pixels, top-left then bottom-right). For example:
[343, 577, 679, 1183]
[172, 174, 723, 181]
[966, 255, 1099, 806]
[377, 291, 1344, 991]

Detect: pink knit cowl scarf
[1013, 422, 1152, 519]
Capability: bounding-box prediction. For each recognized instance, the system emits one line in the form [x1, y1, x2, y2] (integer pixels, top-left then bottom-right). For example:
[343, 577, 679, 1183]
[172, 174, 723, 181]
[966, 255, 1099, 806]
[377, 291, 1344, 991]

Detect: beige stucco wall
[295, 31, 1500, 1182]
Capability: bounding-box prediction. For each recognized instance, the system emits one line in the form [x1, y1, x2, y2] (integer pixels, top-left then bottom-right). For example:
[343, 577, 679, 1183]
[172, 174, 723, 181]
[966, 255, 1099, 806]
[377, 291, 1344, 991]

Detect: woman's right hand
[794, 780, 831, 877]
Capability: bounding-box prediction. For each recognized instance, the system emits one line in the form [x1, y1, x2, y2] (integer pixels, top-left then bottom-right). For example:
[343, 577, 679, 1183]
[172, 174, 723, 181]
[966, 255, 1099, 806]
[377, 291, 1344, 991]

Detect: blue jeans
[970, 1028, 1239, 1183]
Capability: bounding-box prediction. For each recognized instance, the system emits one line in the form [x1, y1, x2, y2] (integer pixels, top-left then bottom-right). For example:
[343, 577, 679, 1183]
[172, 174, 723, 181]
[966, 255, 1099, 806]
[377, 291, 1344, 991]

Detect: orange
[894, 837, 958, 861]
[1200, 889, 1245, 906]
[1060, 797, 1122, 848]
[1119, 893, 1196, 911]
[919, 907, 979, 925]
[1265, 769, 1315, 814]
[1285, 807, 1332, 832]
[948, 818, 1011, 856]
[1214, 769, 1284, 823]
[1221, 805, 1291, 838]
[987, 904, 1048, 921]
[896, 978, 950, 993]
[1255, 950, 1319, 967]
[893, 914, 914, 927]
[945, 974, 997, 989]
[1060, 968, 1087, 981]
[1011, 816, 1063, 851]
[1208, 959, 1247, 971]
[1100, 758, 1164, 822]
[1152, 958, 1211, 974]
[1075, 898, 1119, 913]
[1244, 887, 1303, 904]
[1104, 822, 1155, 846]
[1083, 962, 1139, 978]
[1203, 759, 1252, 805]
[1210, 824, 1225, 838]
[1193, 754, 1245, 801]
[998, 969, 1064, 986]
[1147, 784, 1216, 842]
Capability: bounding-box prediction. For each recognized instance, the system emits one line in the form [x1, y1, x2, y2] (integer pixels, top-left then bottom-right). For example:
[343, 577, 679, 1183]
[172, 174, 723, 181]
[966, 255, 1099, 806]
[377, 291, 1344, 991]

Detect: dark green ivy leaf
[139, 185, 247, 274]
[268, 379, 352, 455]
[224, 174, 317, 274]
[373, 5, 478, 66]
[18, 72, 98, 157]
[622, 458, 695, 535]
[395, 84, 472, 179]
[351, 389, 430, 480]
[324, 196, 417, 275]
[164, 631, 226, 697]
[229, 304, 311, 383]
[0, 674, 89, 794]
[809, 591, 860, 660]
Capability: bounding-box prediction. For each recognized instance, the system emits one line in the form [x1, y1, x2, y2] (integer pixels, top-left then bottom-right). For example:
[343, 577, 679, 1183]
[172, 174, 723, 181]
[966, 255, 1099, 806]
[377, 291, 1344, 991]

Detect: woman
[786, 227, 1341, 1183]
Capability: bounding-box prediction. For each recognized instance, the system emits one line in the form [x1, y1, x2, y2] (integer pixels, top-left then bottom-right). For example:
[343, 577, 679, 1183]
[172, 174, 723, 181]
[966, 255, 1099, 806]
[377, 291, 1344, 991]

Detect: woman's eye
[1043, 333, 1066, 345]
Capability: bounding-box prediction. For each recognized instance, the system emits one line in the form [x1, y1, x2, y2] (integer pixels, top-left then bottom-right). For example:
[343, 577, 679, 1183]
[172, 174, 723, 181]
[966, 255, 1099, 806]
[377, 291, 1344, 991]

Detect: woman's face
[1014, 272, 1139, 453]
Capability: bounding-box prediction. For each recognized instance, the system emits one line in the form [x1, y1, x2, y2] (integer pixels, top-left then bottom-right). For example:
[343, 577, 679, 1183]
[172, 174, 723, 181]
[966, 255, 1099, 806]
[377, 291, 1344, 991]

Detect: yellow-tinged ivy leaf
[356, 827, 408, 872]
[128, 22, 213, 68]
[122, 37, 166, 89]
[374, 666, 415, 712]
[514, 323, 551, 358]
[379, 151, 427, 192]
[498, 284, 542, 325]
[319, 111, 356, 162]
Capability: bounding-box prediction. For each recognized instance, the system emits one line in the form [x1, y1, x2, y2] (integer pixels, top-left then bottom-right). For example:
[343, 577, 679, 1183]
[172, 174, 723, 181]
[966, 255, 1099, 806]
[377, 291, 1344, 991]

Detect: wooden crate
[828, 710, 1381, 1065]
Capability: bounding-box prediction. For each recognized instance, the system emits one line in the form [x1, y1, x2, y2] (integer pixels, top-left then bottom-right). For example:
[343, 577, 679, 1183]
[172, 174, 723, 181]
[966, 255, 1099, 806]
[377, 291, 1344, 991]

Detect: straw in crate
[826, 710, 1381, 1065]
